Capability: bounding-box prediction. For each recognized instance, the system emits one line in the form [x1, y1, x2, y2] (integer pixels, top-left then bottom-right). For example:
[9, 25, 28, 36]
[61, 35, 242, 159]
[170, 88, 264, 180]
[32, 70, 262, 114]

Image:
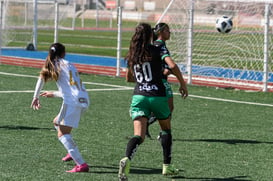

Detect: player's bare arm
[164, 56, 188, 99]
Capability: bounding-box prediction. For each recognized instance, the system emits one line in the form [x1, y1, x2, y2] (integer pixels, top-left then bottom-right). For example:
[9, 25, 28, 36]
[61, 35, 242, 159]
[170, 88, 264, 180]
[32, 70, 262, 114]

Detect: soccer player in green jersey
[118, 23, 188, 181]
[146, 23, 178, 139]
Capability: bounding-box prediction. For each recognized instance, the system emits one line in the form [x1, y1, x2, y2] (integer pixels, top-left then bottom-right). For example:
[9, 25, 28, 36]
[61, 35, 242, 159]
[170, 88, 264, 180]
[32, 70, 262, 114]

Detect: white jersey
[55, 58, 89, 107]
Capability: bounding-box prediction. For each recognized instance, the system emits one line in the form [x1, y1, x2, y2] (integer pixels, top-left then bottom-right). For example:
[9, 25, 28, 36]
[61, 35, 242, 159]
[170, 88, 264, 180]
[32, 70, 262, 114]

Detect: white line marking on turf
[0, 88, 133, 94]
[1, 71, 273, 107]
[187, 94, 273, 107]
[86, 88, 133, 91]
[0, 72, 38, 78]
[0, 71, 133, 89]
[0, 90, 35, 93]
[83, 82, 133, 89]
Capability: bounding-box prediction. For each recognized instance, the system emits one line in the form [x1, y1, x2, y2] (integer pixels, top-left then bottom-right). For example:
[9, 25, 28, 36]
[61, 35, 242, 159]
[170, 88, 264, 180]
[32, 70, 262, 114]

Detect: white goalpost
[156, 0, 273, 91]
[0, 0, 76, 49]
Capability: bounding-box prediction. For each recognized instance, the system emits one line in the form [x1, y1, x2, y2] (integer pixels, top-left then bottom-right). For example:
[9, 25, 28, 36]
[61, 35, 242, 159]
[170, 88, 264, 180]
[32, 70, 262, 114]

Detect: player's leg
[158, 96, 174, 141]
[119, 117, 147, 180]
[158, 118, 171, 164]
[157, 81, 174, 140]
[146, 113, 156, 138]
[53, 116, 59, 130]
[168, 97, 174, 113]
[57, 104, 88, 172]
[147, 80, 173, 139]
[125, 117, 147, 160]
[152, 96, 178, 175]
[52, 115, 73, 162]
[158, 118, 178, 175]
[58, 126, 89, 172]
[119, 95, 149, 180]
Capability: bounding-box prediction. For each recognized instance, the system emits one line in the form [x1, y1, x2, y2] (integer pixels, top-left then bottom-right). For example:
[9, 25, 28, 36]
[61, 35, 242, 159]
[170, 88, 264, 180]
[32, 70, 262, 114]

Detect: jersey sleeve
[53, 91, 62, 98]
[33, 77, 45, 98]
[153, 40, 171, 60]
[159, 45, 170, 61]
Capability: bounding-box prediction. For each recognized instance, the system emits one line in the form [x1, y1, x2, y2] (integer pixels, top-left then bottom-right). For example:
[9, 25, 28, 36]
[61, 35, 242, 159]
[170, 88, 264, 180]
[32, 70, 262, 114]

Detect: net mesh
[1, 0, 75, 47]
[156, 0, 273, 88]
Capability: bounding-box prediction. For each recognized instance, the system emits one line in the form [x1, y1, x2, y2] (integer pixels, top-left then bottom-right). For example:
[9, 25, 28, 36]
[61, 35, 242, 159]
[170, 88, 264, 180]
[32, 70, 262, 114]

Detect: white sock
[59, 134, 85, 165]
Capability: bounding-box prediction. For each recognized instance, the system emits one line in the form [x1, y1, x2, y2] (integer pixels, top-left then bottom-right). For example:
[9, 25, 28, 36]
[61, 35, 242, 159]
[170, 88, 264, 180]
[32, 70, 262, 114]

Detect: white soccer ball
[216, 16, 233, 33]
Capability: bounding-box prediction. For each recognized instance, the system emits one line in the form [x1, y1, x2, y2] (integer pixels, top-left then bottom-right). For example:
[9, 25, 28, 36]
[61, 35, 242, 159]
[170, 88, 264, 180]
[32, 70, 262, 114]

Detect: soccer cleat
[118, 157, 130, 181]
[66, 163, 89, 173]
[62, 153, 73, 162]
[162, 164, 179, 175]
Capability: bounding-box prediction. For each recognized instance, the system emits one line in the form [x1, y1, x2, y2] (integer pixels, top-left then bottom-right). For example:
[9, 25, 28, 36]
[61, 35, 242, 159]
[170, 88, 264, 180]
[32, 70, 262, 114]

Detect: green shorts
[163, 79, 173, 98]
[130, 95, 171, 120]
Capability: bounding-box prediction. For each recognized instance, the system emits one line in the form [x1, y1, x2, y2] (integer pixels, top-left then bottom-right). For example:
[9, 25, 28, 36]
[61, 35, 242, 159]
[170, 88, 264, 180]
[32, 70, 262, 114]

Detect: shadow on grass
[91, 164, 169, 175]
[174, 138, 273, 145]
[90, 165, 250, 181]
[130, 167, 162, 175]
[172, 175, 252, 181]
[0, 125, 52, 131]
[91, 165, 118, 174]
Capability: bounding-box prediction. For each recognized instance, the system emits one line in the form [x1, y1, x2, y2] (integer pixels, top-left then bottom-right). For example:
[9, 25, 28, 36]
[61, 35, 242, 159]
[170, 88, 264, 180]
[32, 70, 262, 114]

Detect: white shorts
[56, 103, 87, 128]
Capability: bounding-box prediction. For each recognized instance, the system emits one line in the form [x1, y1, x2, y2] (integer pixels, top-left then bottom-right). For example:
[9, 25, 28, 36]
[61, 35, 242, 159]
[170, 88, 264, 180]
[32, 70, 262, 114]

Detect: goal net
[156, 0, 273, 91]
[0, 0, 75, 49]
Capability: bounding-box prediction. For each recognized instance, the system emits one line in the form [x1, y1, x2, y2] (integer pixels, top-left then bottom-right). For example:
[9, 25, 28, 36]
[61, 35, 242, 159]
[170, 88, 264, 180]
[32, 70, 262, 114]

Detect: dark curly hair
[125, 23, 153, 70]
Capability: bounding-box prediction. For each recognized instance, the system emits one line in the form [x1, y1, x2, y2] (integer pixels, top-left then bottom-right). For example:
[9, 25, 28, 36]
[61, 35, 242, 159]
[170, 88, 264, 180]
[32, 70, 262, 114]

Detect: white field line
[176, 93, 273, 107]
[83, 81, 133, 89]
[1, 71, 273, 107]
[0, 88, 133, 94]
[0, 71, 38, 78]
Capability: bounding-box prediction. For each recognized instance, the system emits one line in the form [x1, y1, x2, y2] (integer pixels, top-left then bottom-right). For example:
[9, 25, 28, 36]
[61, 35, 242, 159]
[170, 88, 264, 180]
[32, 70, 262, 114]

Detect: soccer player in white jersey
[30, 43, 90, 173]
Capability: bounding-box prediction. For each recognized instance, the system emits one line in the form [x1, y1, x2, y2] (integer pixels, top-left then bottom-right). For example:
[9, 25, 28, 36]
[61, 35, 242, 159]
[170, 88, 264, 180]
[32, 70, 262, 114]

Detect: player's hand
[30, 97, 41, 110]
[179, 85, 188, 99]
[40, 91, 54, 98]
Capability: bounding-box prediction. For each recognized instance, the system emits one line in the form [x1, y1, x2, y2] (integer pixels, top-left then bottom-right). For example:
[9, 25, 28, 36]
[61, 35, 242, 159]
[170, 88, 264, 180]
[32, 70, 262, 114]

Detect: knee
[58, 125, 72, 138]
